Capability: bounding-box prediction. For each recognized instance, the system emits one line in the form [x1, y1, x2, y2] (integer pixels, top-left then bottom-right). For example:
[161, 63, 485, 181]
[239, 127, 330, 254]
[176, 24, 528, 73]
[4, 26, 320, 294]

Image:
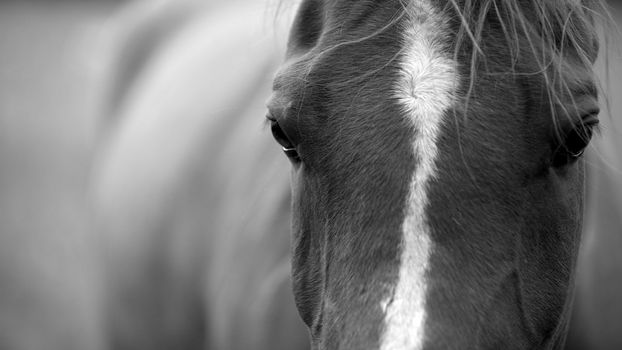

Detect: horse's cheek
[289, 171, 324, 330]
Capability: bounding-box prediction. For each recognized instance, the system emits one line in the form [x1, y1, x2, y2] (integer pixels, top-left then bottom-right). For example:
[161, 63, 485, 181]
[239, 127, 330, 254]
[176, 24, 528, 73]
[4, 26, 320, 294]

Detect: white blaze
[380, 2, 456, 350]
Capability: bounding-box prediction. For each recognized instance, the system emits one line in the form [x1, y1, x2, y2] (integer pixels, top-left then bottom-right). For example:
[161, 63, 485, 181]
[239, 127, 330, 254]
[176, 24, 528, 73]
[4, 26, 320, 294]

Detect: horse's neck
[93, 3, 288, 223]
[91, 4, 301, 349]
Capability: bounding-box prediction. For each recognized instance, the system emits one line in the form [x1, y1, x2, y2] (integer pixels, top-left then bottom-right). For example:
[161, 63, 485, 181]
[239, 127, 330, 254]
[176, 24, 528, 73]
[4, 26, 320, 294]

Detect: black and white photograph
[0, 0, 620, 349]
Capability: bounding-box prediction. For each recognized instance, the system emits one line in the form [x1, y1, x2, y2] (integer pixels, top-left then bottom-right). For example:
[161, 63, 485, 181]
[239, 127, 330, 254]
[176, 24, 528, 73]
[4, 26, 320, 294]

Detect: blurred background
[0, 1, 117, 349]
[0, 0, 619, 349]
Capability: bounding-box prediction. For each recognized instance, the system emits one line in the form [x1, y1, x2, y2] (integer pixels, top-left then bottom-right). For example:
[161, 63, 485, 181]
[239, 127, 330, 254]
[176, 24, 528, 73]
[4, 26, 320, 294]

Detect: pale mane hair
[445, 0, 612, 123]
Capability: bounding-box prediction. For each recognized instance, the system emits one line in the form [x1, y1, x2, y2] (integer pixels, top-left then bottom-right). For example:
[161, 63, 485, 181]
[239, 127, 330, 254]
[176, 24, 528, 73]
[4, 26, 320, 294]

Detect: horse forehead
[279, 1, 408, 89]
[268, 0, 449, 129]
[326, 0, 400, 22]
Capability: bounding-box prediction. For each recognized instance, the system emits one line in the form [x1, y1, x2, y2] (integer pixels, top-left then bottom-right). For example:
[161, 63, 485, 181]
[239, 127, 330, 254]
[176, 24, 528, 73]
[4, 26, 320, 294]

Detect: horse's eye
[270, 120, 300, 162]
[552, 116, 598, 168]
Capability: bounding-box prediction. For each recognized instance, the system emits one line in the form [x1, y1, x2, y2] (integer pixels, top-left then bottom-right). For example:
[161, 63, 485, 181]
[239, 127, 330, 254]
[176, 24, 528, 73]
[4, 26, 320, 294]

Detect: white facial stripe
[380, 2, 456, 350]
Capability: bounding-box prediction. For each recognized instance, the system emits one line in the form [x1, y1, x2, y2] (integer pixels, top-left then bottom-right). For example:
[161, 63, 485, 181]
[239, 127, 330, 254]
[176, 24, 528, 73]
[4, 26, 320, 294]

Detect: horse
[92, 0, 619, 349]
[268, 1, 613, 348]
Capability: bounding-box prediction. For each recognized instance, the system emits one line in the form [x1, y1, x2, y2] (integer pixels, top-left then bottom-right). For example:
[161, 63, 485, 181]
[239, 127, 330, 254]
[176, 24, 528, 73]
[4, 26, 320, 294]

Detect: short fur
[271, 0, 607, 349]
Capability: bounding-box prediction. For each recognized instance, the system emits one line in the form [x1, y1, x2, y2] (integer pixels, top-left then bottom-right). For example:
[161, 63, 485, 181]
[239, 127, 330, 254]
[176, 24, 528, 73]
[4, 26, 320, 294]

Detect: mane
[444, 0, 612, 124]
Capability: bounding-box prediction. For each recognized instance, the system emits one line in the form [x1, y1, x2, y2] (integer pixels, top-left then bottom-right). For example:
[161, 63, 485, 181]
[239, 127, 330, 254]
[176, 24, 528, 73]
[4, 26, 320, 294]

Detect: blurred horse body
[92, 1, 622, 350]
[0, 3, 117, 350]
[93, 2, 308, 349]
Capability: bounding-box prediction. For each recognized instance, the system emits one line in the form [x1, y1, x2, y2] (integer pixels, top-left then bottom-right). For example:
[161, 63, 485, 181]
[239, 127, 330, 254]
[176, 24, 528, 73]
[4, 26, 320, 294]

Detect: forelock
[445, 0, 610, 120]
